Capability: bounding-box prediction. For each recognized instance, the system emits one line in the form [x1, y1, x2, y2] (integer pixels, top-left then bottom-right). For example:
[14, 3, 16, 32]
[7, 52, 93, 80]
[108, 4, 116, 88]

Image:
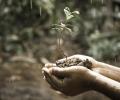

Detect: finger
[49, 75, 64, 89]
[51, 66, 89, 76]
[49, 67, 71, 78]
[44, 63, 57, 68]
[43, 70, 58, 90]
[42, 64, 56, 75]
[43, 68, 64, 90]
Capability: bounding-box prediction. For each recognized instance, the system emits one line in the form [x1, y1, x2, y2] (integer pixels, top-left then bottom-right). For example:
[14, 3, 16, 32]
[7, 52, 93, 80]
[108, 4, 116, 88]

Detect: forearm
[97, 61, 120, 71]
[92, 61, 120, 82]
[89, 70, 120, 100]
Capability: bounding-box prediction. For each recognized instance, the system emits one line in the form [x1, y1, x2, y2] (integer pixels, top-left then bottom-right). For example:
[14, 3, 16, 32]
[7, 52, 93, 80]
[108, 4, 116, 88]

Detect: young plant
[52, 7, 79, 59]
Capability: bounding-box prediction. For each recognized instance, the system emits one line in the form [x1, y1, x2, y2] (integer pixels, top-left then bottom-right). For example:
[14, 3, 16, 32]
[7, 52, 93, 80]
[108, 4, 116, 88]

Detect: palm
[42, 65, 92, 96]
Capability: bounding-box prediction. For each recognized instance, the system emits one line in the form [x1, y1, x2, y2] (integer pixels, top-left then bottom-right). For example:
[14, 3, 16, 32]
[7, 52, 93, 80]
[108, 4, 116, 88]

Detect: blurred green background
[0, 0, 120, 100]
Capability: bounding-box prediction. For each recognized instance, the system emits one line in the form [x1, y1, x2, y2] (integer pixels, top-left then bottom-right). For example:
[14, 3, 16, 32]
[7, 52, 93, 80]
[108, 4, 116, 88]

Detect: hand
[42, 65, 93, 96]
[42, 54, 120, 98]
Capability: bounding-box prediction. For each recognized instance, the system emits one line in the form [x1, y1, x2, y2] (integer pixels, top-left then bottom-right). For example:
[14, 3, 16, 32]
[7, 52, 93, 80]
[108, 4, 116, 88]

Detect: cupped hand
[42, 54, 102, 96]
[42, 64, 93, 96]
[42, 54, 120, 98]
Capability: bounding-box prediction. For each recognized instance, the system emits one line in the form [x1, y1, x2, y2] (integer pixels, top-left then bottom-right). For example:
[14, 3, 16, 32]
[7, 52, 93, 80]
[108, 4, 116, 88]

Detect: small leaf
[64, 7, 74, 20]
[67, 15, 74, 20]
[60, 23, 66, 27]
[72, 11, 80, 15]
[65, 27, 72, 33]
[64, 7, 70, 12]
[52, 28, 60, 30]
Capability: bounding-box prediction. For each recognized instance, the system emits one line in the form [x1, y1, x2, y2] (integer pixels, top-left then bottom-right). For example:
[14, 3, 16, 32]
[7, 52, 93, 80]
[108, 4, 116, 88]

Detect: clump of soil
[56, 58, 92, 69]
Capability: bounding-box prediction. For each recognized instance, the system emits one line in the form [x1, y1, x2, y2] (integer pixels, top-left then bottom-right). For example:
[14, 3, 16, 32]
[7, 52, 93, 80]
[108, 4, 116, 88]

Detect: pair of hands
[42, 55, 101, 96]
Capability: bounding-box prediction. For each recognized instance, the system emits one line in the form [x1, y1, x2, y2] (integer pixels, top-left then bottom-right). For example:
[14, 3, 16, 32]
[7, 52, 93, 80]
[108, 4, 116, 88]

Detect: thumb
[49, 67, 70, 78]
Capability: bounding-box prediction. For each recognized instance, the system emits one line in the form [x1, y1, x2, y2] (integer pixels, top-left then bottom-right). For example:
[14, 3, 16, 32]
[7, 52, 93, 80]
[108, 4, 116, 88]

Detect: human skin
[55, 55, 120, 82]
[42, 55, 120, 99]
[93, 61, 120, 82]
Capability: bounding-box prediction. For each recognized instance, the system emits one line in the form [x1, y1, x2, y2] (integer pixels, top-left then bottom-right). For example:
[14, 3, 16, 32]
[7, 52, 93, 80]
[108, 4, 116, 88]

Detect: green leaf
[64, 7, 74, 20]
[72, 11, 80, 15]
[65, 27, 72, 33]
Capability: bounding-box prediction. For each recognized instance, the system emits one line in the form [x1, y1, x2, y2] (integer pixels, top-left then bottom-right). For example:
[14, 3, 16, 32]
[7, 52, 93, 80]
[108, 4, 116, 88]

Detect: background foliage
[0, 0, 120, 62]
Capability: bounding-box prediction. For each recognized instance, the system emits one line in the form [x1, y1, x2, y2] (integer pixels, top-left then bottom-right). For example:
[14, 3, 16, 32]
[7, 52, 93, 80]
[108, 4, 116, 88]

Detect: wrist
[88, 70, 120, 99]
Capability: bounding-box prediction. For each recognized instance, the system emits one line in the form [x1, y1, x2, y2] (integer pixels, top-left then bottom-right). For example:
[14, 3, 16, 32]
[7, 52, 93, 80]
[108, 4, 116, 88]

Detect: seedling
[64, 7, 80, 20]
[52, 7, 79, 59]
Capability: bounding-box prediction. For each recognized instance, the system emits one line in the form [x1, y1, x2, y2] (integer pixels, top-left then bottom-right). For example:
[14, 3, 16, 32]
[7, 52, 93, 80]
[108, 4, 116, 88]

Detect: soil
[56, 57, 92, 69]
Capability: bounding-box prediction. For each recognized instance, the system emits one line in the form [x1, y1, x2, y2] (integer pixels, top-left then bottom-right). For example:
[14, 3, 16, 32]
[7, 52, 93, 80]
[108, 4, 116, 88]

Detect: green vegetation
[0, 0, 120, 62]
